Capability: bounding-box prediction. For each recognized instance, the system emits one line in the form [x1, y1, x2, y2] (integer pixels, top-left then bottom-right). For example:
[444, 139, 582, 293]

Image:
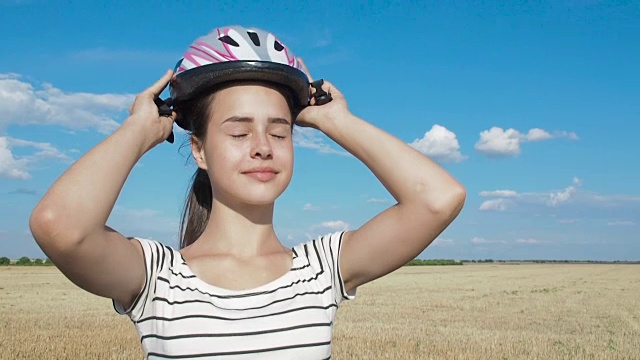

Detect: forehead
[211, 83, 291, 123]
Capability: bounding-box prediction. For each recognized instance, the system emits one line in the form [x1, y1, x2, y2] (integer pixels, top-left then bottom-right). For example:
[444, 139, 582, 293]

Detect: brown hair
[177, 81, 300, 249]
[177, 90, 216, 249]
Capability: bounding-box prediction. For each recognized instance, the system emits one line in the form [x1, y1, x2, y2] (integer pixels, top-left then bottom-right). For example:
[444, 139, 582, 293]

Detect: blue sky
[0, 1, 638, 260]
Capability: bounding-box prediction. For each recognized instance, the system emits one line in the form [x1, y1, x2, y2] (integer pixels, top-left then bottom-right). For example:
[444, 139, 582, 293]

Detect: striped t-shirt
[113, 231, 356, 359]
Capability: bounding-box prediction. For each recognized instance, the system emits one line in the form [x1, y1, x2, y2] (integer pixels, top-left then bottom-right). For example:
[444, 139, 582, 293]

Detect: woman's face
[192, 83, 294, 207]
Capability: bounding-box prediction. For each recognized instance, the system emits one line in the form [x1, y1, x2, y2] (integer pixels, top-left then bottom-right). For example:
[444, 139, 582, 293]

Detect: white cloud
[475, 127, 522, 157]
[555, 131, 579, 140]
[8, 138, 71, 162]
[479, 177, 583, 211]
[571, 177, 582, 186]
[479, 198, 509, 211]
[590, 194, 640, 203]
[367, 198, 389, 204]
[475, 127, 578, 157]
[293, 128, 349, 156]
[8, 188, 37, 195]
[559, 219, 578, 224]
[311, 29, 332, 48]
[305, 220, 351, 240]
[0, 73, 133, 134]
[547, 177, 581, 207]
[471, 237, 547, 245]
[319, 220, 349, 231]
[607, 221, 634, 226]
[0, 137, 30, 179]
[432, 238, 454, 247]
[515, 238, 548, 244]
[303, 203, 319, 211]
[477, 177, 640, 225]
[548, 187, 575, 206]
[524, 128, 552, 142]
[479, 190, 518, 198]
[409, 124, 467, 163]
[0, 136, 70, 180]
[470, 237, 507, 245]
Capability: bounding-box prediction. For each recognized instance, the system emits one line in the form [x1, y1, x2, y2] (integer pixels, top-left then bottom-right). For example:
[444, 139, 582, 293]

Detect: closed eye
[231, 134, 248, 139]
[271, 134, 287, 139]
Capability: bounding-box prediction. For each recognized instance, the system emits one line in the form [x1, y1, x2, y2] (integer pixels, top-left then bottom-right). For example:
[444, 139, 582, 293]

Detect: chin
[239, 187, 287, 206]
[220, 180, 288, 207]
[214, 173, 291, 208]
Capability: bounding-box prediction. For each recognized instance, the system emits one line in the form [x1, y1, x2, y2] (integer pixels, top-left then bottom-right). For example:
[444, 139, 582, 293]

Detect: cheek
[277, 140, 294, 165]
[206, 141, 244, 171]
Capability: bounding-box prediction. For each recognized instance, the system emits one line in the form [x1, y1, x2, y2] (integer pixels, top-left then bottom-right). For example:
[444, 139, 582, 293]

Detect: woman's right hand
[122, 69, 176, 151]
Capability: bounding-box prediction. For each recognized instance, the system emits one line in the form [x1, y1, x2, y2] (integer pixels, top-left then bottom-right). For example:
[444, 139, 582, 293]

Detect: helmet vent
[247, 31, 261, 46]
[274, 41, 284, 52]
[218, 35, 240, 47]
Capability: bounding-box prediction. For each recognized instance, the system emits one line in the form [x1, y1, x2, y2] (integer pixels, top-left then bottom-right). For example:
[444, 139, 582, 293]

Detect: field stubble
[1, 264, 638, 359]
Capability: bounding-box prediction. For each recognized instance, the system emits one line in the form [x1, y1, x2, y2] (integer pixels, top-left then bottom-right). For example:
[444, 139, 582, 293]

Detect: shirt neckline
[174, 244, 305, 296]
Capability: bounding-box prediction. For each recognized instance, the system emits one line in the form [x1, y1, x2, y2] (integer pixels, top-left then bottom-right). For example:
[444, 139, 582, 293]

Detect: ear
[190, 136, 208, 170]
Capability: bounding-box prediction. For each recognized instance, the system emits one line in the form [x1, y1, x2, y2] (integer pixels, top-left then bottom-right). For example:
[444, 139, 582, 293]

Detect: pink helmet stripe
[182, 54, 203, 67]
[186, 47, 216, 64]
[195, 41, 236, 62]
[189, 43, 227, 63]
[216, 28, 240, 61]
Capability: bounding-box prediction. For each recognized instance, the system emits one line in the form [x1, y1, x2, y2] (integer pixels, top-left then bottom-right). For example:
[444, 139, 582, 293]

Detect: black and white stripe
[113, 231, 355, 359]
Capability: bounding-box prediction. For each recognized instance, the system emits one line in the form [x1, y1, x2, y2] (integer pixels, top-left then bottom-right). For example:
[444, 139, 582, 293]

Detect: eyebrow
[221, 116, 291, 126]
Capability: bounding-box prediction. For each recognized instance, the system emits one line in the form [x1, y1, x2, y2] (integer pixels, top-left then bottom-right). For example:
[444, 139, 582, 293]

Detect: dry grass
[1, 264, 638, 359]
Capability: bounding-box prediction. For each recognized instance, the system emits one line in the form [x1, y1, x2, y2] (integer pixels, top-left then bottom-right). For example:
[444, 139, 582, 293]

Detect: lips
[242, 167, 278, 182]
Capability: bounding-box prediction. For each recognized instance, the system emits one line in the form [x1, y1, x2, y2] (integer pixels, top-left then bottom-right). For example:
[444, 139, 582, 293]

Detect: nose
[250, 132, 273, 160]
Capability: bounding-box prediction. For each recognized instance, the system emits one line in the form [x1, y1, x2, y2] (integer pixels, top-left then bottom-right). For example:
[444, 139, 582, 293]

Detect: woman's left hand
[295, 58, 351, 129]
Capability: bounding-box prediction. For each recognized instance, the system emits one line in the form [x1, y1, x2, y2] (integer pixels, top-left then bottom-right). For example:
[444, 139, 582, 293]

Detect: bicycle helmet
[165, 25, 312, 132]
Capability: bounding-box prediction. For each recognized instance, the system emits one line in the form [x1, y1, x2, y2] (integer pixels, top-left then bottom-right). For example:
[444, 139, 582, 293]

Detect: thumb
[143, 69, 174, 97]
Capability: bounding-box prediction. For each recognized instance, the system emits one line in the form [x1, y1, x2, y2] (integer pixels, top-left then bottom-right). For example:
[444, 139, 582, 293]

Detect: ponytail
[176, 88, 216, 249]
[179, 168, 212, 248]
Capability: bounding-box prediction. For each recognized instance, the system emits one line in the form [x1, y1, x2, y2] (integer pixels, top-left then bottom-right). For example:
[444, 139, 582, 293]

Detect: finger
[319, 80, 340, 97]
[143, 69, 174, 97]
[298, 57, 313, 82]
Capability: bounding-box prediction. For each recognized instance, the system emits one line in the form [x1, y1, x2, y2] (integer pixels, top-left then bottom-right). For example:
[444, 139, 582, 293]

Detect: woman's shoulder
[127, 236, 176, 250]
[291, 231, 356, 304]
[291, 231, 347, 265]
[127, 236, 180, 270]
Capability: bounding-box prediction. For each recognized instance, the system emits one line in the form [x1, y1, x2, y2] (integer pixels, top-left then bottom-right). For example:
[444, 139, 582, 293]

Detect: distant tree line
[0, 257, 54, 266]
[460, 259, 640, 264]
[402, 258, 640, 266]
[405, 259, 463, 266]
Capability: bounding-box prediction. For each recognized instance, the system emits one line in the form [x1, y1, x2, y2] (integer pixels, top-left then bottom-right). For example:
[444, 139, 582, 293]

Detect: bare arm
[296, 62, 465, 293]
[322, 112, 465, 292]
[29, 70, 176, 307]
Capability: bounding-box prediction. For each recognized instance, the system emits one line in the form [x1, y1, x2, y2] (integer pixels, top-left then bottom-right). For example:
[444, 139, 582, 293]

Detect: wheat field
[1, 264, 638, 359]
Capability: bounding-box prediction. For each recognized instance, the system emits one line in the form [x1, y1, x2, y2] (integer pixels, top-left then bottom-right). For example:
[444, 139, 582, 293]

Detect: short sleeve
[112, 238, 169, 322]
[318, 231, 356, 305]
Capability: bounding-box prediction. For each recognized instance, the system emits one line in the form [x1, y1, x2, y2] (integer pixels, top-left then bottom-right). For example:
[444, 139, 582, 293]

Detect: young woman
[29, 25, 465, 359]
